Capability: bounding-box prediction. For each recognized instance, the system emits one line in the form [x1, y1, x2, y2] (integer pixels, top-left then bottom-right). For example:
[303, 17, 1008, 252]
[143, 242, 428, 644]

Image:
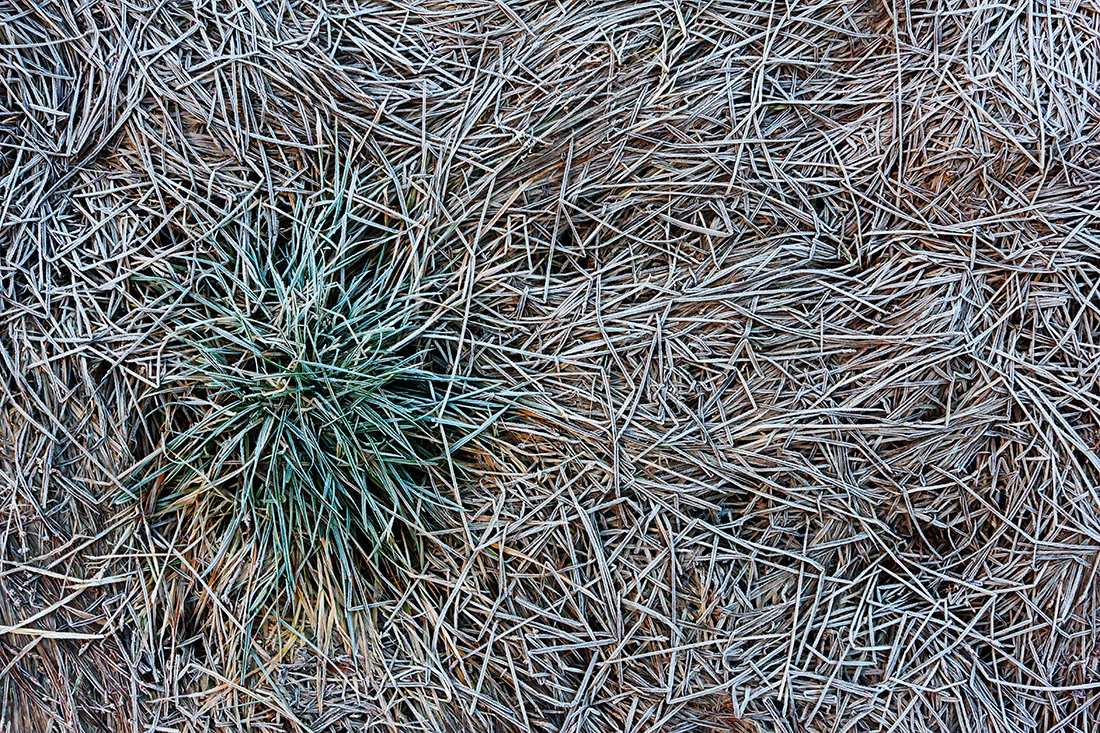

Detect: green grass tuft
[130, 187, 503, 613]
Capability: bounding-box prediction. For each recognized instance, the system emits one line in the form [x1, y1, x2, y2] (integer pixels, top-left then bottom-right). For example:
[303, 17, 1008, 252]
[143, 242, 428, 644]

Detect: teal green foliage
[132, 187, 502, 610]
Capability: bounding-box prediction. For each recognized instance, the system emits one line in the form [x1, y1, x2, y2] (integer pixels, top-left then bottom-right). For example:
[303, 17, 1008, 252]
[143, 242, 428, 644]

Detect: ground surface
[3, 0, 1100, 731]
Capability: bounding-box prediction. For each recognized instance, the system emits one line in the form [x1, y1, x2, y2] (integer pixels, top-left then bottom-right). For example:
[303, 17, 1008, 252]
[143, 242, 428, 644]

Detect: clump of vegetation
[130, 189, 500, 612]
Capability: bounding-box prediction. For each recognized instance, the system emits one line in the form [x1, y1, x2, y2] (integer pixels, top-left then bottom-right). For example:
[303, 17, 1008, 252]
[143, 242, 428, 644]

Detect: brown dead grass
[4, 0, 1100, 731]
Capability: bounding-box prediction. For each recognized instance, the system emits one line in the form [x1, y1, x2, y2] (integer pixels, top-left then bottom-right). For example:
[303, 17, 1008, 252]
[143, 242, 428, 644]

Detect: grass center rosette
[131, 202, 500, 616]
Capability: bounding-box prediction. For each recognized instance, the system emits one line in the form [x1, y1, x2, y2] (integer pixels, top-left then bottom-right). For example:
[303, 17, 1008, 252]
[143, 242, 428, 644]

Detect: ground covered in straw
[3, 0, 1100, 731]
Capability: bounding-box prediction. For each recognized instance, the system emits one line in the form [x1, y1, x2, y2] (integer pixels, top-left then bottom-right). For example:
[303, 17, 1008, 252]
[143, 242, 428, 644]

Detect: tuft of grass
[130, 188, 503, 613]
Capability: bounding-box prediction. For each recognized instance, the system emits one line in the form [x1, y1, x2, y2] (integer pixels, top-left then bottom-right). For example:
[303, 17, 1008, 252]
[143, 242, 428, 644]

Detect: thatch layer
[3, 0, 1100, 731]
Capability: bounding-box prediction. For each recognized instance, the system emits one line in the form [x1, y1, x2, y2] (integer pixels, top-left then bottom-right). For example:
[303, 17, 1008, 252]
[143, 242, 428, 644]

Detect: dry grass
[3, 0, 1100, 731]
